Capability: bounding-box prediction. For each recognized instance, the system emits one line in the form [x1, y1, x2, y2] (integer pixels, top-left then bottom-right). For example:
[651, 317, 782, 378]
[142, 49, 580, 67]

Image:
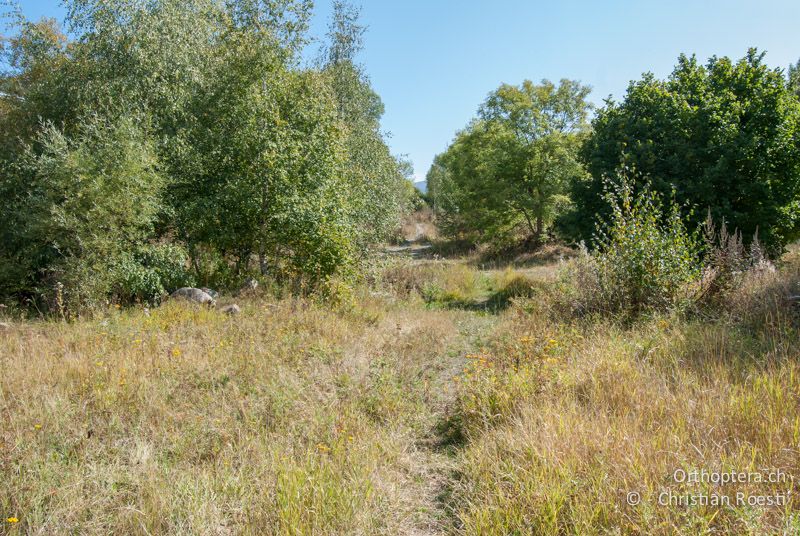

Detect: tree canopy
[0, 0, 412, 312]
[573, 50, 800, 251]
[428, 79, 591, 246]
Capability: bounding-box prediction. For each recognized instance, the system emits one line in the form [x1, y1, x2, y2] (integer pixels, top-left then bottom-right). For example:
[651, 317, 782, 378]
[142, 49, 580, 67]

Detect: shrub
[697, 212, 774, 304]
[110, 244, 195, 305]
[576, 175, 701, 317]
[0, 115, 164, 314]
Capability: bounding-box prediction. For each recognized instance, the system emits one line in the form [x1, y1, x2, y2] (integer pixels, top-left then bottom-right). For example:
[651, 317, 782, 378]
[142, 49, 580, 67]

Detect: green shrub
[0, 115, 164, 314]
[111, 244, 195, 305]
[580, 175, 701, 316]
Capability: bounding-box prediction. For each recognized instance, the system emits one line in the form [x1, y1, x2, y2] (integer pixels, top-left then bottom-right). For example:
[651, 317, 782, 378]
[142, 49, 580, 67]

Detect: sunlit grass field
[2, 247, 799, 534]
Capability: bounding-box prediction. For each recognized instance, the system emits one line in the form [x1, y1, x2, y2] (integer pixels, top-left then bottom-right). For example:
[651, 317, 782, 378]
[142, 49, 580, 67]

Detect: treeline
[428, 50, 800, 254]
[0, 0, 414, 313]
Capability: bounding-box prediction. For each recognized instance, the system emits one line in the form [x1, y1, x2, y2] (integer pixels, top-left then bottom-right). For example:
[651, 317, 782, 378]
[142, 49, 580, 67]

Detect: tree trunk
[518, 204, 537, 238]
[535, 213, 544, 245]
[258, 250, 269, 276]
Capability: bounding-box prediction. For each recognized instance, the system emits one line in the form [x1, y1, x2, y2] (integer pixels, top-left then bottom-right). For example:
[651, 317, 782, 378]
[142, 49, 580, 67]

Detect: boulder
[201, 287, 219, 299]
[220, 304, 241, 316]
[170, 287, 216, 306]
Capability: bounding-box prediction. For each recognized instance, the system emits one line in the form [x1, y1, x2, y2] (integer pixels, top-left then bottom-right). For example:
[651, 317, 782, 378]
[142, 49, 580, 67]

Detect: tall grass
[1, 241, 798, 534]
[448, 250, 800, 534]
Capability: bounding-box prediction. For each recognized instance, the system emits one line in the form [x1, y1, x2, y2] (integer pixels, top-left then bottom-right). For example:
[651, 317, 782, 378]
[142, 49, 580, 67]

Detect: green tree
[576, 50, 800, 251]
[788, 59, 800, 98]
[1, 0, 407, 308]
[429, 79, 591, 245]
[321, 1, 411, 248]
[0, 115, 164, 311]
[173, 35, 353, 284]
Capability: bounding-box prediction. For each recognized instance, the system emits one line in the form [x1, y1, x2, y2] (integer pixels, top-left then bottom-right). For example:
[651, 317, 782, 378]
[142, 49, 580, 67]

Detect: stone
[220, 304, 241, 315]
[170, 287, 216, 306]
[201, 287, 219, 299]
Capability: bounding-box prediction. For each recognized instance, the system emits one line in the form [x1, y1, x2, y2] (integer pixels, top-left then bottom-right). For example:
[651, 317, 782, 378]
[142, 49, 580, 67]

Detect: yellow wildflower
[316, 443, 330, 453]
[7, 517, 18, 523]
[171, 347, 181, 357]
[34, 424, 41, 430]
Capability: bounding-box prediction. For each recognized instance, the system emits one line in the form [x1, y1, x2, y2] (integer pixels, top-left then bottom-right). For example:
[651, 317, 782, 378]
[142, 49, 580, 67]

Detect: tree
[429, 79, 591, 245]
[0, 0, 409, 310]
[0, 115, 164, 311]
[576, 50, 800, 251]
[789, 59, 800, 98]
[321, 1, 411, 248]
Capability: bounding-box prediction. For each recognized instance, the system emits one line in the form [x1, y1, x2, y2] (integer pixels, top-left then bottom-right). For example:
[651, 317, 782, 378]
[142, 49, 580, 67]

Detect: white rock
[170, 287, 216, 306]
[220, 304, 241, 316]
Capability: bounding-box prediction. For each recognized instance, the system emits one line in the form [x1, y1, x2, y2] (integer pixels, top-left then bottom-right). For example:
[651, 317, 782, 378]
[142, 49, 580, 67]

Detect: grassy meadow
[1, 243, 799, 534]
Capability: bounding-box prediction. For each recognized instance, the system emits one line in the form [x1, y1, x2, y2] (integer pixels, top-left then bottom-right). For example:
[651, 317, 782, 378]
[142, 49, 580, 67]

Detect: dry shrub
[714, 245, 800, 328]
[395, 207, 438, 243]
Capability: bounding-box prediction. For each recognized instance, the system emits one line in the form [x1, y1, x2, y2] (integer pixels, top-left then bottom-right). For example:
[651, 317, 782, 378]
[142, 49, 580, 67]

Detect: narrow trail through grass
[6, 242, 797, 533]
[381, 240, 508, 535]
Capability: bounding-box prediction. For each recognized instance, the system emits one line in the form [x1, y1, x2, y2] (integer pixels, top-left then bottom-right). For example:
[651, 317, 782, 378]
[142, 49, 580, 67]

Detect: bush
[0, 114, 164, 314]
[111, 244, 195, 305]
[575, 175, 701, 317]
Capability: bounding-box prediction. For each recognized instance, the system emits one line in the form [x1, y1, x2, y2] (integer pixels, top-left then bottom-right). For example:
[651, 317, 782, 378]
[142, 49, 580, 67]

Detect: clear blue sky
[13, 0, 800, 181]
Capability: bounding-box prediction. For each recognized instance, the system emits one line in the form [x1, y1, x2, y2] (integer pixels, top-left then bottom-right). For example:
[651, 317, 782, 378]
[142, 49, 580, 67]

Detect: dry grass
[0, 294, 491, 534]
[397, 208, 438, 243]
[2, 247, 800, 534]
[448, 252, 800, 535]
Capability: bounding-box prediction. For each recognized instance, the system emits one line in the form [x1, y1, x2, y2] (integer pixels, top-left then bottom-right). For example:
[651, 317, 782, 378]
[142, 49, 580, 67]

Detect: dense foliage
[573, 50, 800, 251]
[569, 173, 701, 317]
[427, 79, 591, 246]
[0, 0, 411, 312]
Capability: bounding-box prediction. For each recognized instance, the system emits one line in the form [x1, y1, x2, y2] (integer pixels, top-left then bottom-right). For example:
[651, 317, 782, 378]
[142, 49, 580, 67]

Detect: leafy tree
[174, 37, 353, 284]
[321, 1, 411, 248]
[576, 50, 800, 251]
[0, 0, 408, 309]
[0, 115, 164, 311]
[429, 79, 591, 245]
[788, 59, 800, 98]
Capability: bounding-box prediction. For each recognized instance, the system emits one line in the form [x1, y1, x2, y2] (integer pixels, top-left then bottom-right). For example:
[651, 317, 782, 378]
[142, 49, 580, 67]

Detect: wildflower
[348, 435, 354, 442]
[171, 347, 181, 357]
[6, 517, 18, 523]
[316, 443, 330, 453]
[133, 339, 142, 344]
[34, 424, 41, 430]
[95, 361, 104, 367]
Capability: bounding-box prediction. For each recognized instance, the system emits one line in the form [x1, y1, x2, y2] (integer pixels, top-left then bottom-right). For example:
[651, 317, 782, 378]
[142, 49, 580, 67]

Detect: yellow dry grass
[2, 249, 799, 534]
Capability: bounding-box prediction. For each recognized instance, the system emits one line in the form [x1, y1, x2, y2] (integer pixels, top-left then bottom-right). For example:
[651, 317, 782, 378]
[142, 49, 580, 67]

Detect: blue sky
[13, 0, 800, 181]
